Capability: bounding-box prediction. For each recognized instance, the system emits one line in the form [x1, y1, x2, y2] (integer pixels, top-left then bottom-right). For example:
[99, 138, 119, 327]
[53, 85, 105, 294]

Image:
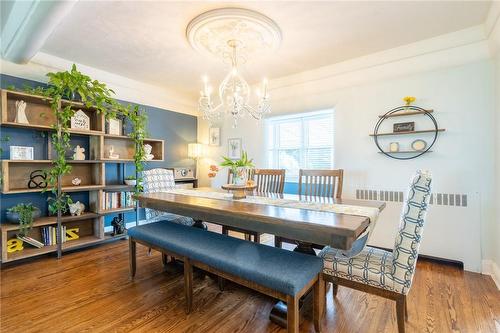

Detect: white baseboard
[482, 260, 500, 290]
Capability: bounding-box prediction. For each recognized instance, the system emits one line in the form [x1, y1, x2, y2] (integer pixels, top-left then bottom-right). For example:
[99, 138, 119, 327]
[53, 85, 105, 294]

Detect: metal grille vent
[355, 189, 467, 207]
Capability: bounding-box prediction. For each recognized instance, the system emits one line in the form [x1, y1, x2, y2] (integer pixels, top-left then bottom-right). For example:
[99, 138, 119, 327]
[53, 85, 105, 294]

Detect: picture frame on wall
[227, 138, 242, 160]
[209, 127, 221, 146]
[10, 146, 34, 160]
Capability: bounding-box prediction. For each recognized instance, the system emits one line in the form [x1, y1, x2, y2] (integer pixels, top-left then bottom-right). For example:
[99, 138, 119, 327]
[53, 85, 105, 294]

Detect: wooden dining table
[137, 188, 386, 327]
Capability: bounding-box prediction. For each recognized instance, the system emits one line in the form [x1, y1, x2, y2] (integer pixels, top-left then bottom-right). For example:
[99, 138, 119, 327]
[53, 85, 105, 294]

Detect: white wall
[487, 2, 500, 286]
[198, 32, 496, 272]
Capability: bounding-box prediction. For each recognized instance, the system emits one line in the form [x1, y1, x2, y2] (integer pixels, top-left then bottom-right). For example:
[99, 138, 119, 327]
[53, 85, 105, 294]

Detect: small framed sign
[10, 146, 34, 160]
[393, 121, 415, 133]
[107, 118, 123, 135]
[71, 109, 90, 131]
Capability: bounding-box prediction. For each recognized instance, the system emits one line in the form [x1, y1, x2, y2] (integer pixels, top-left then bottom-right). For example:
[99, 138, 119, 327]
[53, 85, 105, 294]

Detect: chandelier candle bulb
[188, 8, 280, 127]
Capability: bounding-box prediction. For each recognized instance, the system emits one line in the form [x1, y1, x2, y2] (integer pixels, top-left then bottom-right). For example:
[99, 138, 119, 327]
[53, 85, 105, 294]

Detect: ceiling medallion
[186, 8, 282, 127]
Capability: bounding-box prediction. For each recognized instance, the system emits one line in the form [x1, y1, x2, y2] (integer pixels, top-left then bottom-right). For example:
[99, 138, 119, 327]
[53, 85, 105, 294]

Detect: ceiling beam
[1, 0, 76, 64]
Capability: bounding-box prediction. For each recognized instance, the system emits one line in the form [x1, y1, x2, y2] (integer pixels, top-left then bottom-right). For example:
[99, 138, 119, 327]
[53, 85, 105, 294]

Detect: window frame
[266, 109, 334, 183]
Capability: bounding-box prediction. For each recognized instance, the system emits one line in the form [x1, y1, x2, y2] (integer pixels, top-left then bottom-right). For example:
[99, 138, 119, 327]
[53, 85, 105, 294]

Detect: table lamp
[188, 143, 204, 178]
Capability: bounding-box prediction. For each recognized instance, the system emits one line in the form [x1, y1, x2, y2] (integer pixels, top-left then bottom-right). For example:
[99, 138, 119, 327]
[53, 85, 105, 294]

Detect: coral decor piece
[208, 164, 219, 178]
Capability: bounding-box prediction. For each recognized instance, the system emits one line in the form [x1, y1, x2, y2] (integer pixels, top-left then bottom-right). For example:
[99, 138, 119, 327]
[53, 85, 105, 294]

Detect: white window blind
[266, 110, 334, 182]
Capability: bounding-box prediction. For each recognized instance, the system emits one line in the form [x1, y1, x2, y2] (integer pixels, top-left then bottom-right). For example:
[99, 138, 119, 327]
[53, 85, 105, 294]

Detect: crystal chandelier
[186, 8, 282, 128]
[199, 40, 270, 127]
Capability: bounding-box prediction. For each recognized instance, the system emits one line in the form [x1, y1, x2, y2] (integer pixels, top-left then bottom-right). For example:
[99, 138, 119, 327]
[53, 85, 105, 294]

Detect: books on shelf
[40, 226, 67, 246]
[103, 191, 136, 210]
[17, 235, 44, 248]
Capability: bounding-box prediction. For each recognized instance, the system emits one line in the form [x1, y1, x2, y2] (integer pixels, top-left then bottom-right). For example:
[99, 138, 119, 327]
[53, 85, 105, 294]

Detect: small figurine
[69, 201, 85, 216]
[15, 100, 29, 124]
[73, 145, 86, 160]
[143, 143, 154, 161]
[111, 216, 126, 236]
[108, 146, 119, 159]
[71, 177, 82, 186]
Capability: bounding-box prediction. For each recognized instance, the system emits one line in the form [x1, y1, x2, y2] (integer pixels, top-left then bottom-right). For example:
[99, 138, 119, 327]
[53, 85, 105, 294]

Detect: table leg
[269, 241, 316, 327]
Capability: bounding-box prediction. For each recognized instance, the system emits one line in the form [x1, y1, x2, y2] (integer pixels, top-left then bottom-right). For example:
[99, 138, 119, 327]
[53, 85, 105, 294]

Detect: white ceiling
[41, 1, 491, 98]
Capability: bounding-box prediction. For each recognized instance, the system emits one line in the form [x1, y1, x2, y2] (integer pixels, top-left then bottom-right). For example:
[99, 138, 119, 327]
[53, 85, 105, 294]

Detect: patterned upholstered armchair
[319, 170, 432, 333]
[142, 168, 194, 226]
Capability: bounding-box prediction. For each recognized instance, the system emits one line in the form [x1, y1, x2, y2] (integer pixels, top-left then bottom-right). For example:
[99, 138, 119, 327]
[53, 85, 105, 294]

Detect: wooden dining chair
[298, 169, 343, 198]
[274, 169, 344, 248]
[319, 170, 432, 333]
[223, 168, 286, 243]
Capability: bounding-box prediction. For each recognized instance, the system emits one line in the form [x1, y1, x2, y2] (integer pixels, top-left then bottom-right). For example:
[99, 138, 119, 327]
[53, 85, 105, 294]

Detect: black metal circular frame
[373, 105, 439, 160]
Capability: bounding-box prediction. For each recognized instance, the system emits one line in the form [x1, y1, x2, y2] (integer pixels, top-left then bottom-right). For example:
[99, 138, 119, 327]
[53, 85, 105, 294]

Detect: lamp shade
[188, 143, 203, 159]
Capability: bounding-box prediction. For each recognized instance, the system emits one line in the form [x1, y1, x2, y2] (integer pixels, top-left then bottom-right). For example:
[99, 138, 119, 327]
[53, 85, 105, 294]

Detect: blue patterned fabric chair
[319, 170, 432, 333]
[142, 168, 194, 226]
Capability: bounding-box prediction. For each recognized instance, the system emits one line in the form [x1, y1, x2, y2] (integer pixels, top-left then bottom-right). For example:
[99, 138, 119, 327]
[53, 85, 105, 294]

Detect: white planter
[232, 167, 248, 185]
[124, 179, 137, 186]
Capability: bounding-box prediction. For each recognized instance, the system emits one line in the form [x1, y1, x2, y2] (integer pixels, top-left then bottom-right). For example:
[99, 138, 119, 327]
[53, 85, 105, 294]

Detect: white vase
[15, 100, 29, 124]
[232, 167, 248, 185]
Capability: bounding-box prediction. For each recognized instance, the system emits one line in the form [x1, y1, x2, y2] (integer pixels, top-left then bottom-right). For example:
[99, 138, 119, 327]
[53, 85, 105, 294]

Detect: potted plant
[124, 175, 137, 186]
[47, 193, 73, 216]
[220, 151, 255, 185]
[6, 204, 41, 236]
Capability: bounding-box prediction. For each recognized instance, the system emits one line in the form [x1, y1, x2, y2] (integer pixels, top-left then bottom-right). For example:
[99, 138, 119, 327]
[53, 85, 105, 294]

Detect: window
[266, 110, 334, 182]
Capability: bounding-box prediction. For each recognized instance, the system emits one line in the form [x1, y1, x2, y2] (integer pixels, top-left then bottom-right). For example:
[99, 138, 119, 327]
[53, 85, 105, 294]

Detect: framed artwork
[209, 127, 221, 146]
[107, 118, 123, 135]
[227, 138, 242, 160]
[10, 146, 34, 160]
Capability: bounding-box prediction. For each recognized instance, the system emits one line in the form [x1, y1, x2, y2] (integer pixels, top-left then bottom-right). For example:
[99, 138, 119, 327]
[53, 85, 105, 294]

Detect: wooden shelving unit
[0, 89, 165, 263]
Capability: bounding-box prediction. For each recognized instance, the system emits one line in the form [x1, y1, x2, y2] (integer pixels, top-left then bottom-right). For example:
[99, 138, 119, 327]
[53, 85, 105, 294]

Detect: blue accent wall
[0, 74, 197, 227]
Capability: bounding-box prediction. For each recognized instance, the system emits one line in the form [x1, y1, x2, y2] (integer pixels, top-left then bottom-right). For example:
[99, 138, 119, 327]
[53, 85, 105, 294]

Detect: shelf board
[101, 207, 135, 215]
[378, 109, 433, 118]
[3, 89, 53, 102]
[2, 159, 102, 164]
[0, 121, 103, 136]
[103, 133, 161, 142]
[104, 231, 128, 241]
[378, 150, 433, 154]
[369, 129, 445, 137]
[62, 235, 103, 251]
[5, 244, 57, 262]
[104, 184, 135, 191]
[4, 235, 111, 262]
[1, 212, 100, 231]
[2, 185, 105, 195]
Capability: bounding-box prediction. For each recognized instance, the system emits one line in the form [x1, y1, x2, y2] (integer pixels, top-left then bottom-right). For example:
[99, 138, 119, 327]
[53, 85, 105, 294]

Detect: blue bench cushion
[128, 221, 323, 296]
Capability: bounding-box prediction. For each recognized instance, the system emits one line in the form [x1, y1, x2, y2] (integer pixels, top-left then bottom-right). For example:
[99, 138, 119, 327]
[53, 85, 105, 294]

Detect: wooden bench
[128, 221, 325, 333]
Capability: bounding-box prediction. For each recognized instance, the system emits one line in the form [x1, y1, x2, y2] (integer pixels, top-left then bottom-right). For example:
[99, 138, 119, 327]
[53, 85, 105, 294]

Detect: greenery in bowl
[220, 151, 255, 184]
[125, 175, 137, 185]
[7, 204, 40, 237]
[47, 193, 73, 216]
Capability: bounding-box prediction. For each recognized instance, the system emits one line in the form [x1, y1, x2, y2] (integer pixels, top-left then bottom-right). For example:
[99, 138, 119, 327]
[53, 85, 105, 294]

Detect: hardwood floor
[1, 230, 499, 332]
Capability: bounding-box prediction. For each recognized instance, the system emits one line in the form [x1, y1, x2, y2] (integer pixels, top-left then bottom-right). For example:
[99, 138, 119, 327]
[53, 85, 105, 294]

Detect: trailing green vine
[22, 64, 147, 213]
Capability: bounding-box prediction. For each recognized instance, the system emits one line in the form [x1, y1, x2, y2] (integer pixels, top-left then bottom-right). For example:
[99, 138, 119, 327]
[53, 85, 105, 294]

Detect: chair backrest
[253, 169, 286, 193]
[391, 170, 432, 294]
[142, 168, 176, 220]
[298, 169, 343, 198]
